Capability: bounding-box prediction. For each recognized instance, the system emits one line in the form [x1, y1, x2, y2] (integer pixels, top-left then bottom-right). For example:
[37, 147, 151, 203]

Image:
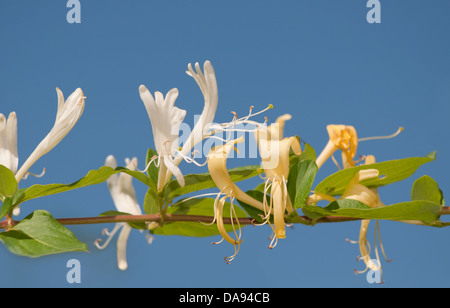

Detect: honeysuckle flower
[348, 155, 390, 281]
[139, 61, 219, 191]
[315, 125, 358, 170]
[254, 114, 302, 247]
[207, 136, 265, 263]
[95, 155, 152, 271]
[315, 125, 404, 170]
[0, 112, 18, 174]
[306, 158, 390, 280]
[0, 88, 85, 215]
[176, 61, 218, 159]
[139, 86, 187, 191]
[14, 87, 85, 183]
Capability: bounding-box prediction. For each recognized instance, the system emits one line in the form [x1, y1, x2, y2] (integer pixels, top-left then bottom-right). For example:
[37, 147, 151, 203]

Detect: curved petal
[117, 224, 132, 271]
[179, 60, 218, 158]
[341, 169, 380, 208]
[163, 155, 185, 188]
[207, 137, 265, 211]
[15, 88, 85, 183]
[0, 112, 18, 174]
[271, 179, 287, 239]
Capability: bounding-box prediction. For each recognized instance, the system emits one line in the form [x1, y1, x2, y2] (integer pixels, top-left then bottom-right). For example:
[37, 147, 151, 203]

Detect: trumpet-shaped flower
[306, 161, 389, 280]
[15, 87, 86, 183]
[177, 61, 218, 159]
[349, 155, 390, 281]
[207, 136, 265, 263]
[0, 112, 18, 174]
[139, 86, 187, 191]
[254, 114, 301, 247]
[316, 125, 404, 170]
[316, 125, 358, 170]
[0, 88, 85, 215]
[95, 155, 152, 271]
[139, 61, 218, 191]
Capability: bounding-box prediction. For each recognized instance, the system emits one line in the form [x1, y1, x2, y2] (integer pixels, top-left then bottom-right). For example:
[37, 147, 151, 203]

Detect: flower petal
[207, 137, 265, 211]
[116, 224, 132, 271]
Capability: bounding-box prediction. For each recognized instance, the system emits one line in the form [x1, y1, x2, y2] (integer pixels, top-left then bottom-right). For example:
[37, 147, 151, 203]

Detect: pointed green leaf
[0, 197, 14, 219]
[0, 210, 88, 257]
[314, 152, 436, 196]
[143, 188, 159, 215]
[290, 142, 316, 165]
[145, 148, 159, 185]
[0, 165, 18, 199]
[12, 166, 153, 206]
[236, 190, 268, 224]
[287, 159, 318, 209]
[302, 199, 442, 225]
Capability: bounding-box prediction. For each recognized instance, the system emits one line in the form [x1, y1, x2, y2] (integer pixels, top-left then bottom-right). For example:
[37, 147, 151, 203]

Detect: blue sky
[0, 0, 449, 287]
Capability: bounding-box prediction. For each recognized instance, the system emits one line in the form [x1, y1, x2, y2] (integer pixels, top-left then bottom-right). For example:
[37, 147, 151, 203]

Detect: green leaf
[12, 166, 154, 206]
[290, 142, 316, 165]
[145, 148, 159, 185]
[98, 210, 148, 230]
[236, 190, 268, 224]
[143, 188, 159, 215]
[287, 159, 318, 209]
[314, 152, 436, 196]
[0, 210, 88, 257]
[151, 198, 249, 237]
[0, 165, 18, 199]
[411, 175, 445, 206]
[0, 197, 14, 219]
[302, 199, 442, 225]
[164, 165, 261, 201]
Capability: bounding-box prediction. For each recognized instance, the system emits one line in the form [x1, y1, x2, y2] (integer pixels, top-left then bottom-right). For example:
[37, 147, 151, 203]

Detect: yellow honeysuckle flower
[351, 155, 390, 282]
[316, 125, 404, 170]
[306, 155, 390, 281]
[255, 114, 301, 247]
[207, 136, 264, 263]
[316, 124, 358, 170]
[306, 168, 380, 208]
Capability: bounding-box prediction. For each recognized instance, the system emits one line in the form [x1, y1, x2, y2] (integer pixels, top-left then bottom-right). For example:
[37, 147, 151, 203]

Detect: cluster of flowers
[0, 60, 401, 275]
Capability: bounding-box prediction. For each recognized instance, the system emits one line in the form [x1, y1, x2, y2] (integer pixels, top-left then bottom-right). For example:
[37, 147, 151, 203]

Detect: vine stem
[0, 206, 448, 229]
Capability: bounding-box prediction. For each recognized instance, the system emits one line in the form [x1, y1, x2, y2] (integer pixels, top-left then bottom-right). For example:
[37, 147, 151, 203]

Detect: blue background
[0, 0, 449, 288]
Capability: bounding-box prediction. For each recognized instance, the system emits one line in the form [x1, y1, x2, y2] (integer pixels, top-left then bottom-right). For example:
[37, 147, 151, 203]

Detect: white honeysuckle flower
[0, 88, 85, 216]
[0, 112, 18, 174]
[95, 155, 152, 271]
[139, 86, 187, 191]
[14, 87, 86, 183]
[177, 60, 218, 159]
[139, 60, 218, 191]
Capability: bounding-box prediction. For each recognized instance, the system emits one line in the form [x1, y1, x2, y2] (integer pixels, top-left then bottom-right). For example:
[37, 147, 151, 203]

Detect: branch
[1, 206, 448, 229]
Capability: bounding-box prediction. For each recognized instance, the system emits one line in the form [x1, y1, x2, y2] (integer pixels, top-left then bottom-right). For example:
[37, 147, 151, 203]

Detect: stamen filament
[358, 127, 403, 142]
[94, 223, 124, 250]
